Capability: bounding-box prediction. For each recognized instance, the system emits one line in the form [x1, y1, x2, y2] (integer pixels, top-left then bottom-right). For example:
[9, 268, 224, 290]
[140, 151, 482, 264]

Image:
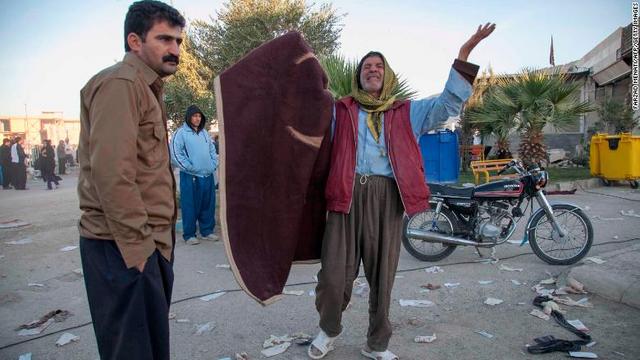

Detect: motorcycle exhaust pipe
[405, 228, 493, 248]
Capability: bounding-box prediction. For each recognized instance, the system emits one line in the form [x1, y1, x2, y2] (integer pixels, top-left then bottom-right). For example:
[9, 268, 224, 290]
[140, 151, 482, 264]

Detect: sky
[0, 0, 631, 119]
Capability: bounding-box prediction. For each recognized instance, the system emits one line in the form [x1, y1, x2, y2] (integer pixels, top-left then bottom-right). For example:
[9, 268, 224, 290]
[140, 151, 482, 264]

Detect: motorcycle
[402, 160, 593, 265]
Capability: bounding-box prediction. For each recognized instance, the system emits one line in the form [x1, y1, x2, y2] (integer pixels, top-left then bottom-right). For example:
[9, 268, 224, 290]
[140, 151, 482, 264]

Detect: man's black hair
[124, 0, 186, 52]
[355, 51, 385, 90]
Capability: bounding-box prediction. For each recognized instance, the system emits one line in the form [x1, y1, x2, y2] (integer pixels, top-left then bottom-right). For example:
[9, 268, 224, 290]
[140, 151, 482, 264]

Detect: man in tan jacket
[77, 1, 184, 358]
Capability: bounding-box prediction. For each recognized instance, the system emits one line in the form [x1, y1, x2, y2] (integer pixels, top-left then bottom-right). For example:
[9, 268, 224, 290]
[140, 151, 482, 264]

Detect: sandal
[361, 347, 399, 360]
[308, 330, 339, 359]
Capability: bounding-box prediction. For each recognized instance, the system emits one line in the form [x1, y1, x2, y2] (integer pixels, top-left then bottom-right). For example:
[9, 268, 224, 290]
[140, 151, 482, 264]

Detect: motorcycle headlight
[535, 171, 548, 189]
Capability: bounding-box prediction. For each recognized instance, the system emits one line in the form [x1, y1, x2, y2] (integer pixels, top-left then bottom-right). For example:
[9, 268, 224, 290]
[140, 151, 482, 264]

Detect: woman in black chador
[40, 140, 59, 190]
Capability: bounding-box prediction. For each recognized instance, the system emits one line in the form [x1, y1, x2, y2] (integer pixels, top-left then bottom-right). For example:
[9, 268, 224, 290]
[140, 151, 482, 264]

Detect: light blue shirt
[171, 122, 219, 177]
[334, 67, 473, 177]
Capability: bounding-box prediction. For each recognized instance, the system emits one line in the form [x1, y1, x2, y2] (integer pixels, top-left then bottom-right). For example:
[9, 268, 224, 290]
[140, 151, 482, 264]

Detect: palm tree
[319, 54, 417, 100]
[479, 69, 592, 165]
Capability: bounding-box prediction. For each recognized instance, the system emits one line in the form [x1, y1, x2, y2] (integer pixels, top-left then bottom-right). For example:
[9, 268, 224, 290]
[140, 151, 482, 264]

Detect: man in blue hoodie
[171, 105, 219, 245]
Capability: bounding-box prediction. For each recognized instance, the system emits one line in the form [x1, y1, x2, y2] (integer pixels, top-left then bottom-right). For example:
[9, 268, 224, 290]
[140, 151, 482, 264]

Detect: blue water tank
[419, 129, 459, 184]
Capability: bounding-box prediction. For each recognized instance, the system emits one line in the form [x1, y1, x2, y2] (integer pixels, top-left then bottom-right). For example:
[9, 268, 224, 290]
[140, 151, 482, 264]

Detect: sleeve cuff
[452, 59, 480, 84]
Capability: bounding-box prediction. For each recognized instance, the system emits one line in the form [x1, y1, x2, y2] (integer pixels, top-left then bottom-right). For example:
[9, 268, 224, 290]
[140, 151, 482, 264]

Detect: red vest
[325, 96, 431, 216]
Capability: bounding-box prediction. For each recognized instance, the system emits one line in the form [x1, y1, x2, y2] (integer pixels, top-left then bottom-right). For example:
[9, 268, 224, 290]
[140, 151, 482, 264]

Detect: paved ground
[1, 173, 639, 360]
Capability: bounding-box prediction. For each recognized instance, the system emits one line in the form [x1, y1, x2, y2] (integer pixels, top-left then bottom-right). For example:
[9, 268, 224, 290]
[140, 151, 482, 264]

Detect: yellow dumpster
[590, 133, 640, 188]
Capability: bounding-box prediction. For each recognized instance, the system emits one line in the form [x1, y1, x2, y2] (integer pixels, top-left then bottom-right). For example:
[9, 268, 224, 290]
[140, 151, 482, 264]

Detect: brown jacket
[78, 53, 176, 268]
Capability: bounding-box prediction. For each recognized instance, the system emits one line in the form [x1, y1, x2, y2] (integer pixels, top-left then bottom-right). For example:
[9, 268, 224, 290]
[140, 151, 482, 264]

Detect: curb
[549, 178, 601, 192]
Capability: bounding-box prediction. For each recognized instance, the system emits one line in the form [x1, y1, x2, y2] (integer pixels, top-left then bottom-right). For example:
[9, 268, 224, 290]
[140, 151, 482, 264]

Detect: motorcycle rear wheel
[528, 204, 593, 265]
[402, 207, 458, 262]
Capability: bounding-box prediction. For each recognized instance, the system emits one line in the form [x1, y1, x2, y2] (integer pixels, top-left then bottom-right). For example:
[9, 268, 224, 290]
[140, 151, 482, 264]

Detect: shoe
[200, 233, 220, 242]
[185, 238, 200, 245]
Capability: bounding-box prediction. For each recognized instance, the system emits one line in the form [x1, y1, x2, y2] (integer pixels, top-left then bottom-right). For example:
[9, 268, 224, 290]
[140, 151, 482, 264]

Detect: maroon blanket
[214, 32, 333, 305]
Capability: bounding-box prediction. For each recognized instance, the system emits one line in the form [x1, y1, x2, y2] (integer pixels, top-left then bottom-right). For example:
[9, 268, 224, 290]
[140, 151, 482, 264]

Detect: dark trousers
[1, 164, 9, 188]
[58, 158, 66, 175]
[80, 237, 174, 360]
[12, 163, 26, 189]
[179, 171, 216, 240]
[315, 175, 404, 352]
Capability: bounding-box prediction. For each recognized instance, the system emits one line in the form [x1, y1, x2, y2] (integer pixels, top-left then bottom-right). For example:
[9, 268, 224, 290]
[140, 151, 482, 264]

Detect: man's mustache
[163, 55, 180, 65]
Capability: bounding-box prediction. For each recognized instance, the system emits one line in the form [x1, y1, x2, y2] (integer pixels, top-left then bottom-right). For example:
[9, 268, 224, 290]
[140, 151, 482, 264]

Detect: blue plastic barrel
[419, 129, 459, 184]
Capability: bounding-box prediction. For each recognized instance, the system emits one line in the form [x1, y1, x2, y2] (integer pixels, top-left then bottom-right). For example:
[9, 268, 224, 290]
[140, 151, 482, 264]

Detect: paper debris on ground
[72, 268, 83, 276]
[586, 341, 597, 348]
[532, 284, 555, 297]
[313, 275, 318, 282]
[566, 278, 587, 294]
[567, 319, 589, 332]
[553, 296, 593, 308]
[541, 300, 562, 315]
[511, 279, 522, 285]
[309, 289, 316, 296]
[568, 351, 598, 358]
[444, 282, 460, 288]
[421, 283, 441, 290]
[196, 270, 205, 274]
[17, 318, 54, 336]
[593, 215, 624, 221]
[235, 352, 249, 360]
[292, 332, 313, 346]
[168, 312, 176, 320]
[5, 238, 33, 245]
[584, 257, 606, 265]
[499, 264, 523, 272]
[621, 209, 640, 218]
[16, 309, 72, 336]
[529, 309, 550, 320]
[18, 353, 32, 360]
[474, 258, 499, 264]
[55, 332, 79, 346]
[261, 342, 291, 357]
[539, 277, 556, 285]
[215, 264, 231, 269]
[395, 275, 404, 279]
[478, 280, 494, 285]
[176, 319, 190, 323]
[414, 334, 437, 343]
[399, 299, 435, 307]
[407, 317, 423, 326]
[282, 289, 304, 296]
[353, 281, 368, 297]
[0, 219, 31, 229]
[200, 292, 226, 301]
[263, 334, 295, 348]
[484, 297, 504, 306]
[195, 322, 214, 335]
[612, 351, 625, 356]
[28, 283, 45, 287]
[425, 266, 444, 273]
[475, 330, 494, 338]
[59, 245, 78, 252]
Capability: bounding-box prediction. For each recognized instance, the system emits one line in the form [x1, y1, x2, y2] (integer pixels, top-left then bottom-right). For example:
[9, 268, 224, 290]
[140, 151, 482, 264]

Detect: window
[0, 119, 10, 132]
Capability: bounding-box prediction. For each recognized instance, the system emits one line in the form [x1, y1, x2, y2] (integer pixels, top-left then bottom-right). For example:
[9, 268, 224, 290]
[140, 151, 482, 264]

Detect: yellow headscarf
[351, 52, 398, 143]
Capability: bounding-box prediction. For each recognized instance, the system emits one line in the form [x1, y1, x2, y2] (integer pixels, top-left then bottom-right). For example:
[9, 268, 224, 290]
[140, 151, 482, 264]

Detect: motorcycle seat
[428, 183, 474, 199]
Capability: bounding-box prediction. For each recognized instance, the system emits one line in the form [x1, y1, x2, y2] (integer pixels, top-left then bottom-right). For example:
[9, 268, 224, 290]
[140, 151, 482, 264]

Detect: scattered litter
[507, 240, 521, 245]
[28, 283, 45, 287]
[425, 266, 444, 274]
[474, 258, 498, 264]
[176, 319, 190, 323]
[215, 264, 231, 269]
[478, 280, 494, 285]
[586, 341, 597, 348]
[517, 302, 526, 305]
[444, 282, 460, 288]
[484, 297, 503, 306]
[235, 352, 249, 360]
[414, 334, 437, 343]
[407, 317, 423, 326]
[568, 351, 598, 358]
[16, 309, 72, 336]
[313, 275, 318, 282]
[566, 278, 587, 294]
[539, 277, 556, 285]
[395, 275, 404, 279]
[532, 284, 555, 297]
[18, 353, 32, 360]
[621, 209, 640, 218]
[0, 219, 31, 229]
[511, 279, 522, 286]
[261, 342, 291, 357]
[55, 332, 79, 346]
[499, 264, 523, 272]
[584, 206, 591, 211]
[419, 289, 430, 294]
[420, 283, 441, 290]
[567, 319, 589, 332]
[195, 322, 214, 335]
[353, 281, 368, 297]
[553, 296, 593, 308]
[399, 299, 435, 307]
[309, 289, 316, 296]
[283, 289, 304, 296]
[72, 268, 83, 276]
[529, 309, 550, 320]
[168, 312, 176, 320]
[199, 292, 226, 301]
[196, 270, 205, 274]
[59, 246, 78, 252]
[592, 215, 624, 221]
[613, 235, 619, 240]
[5, 238, 33, 245]
[475, 330, 494, 338]
[263, 333, 311, 348]
[541, 300, 562, 315]
[613, 351, 625, 357]
[584, 257, 606, 265]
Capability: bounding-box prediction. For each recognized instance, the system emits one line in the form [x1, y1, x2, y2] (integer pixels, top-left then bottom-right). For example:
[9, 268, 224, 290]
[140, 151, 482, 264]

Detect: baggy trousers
[315, 175, 404, 352]
[80, 237, 174, 360]
[179, 171, 215, 240]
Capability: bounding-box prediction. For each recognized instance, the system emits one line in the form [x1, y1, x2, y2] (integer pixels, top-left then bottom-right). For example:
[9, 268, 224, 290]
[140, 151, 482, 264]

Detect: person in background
[1, 138, 11, 189]
[10, 137, 27, 190]
[57, 139, 66, 175]
[40, 139, 59, 190]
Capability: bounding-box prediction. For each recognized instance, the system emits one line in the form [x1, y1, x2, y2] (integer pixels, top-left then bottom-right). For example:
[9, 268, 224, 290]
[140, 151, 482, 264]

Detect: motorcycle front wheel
[402, 207, 458, 262]
[528, 204, 593, 265]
